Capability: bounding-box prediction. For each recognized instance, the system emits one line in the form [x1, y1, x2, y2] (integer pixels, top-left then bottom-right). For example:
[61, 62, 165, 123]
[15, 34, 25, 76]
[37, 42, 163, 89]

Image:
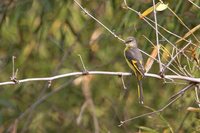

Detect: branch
[152, 0, 162, 72]
[188, 0, 200, 9]
[119, 83, 195, 126]
[73, 0, 125, 43]
[1, 71, 200, 86]
[119, 92, 183, 126]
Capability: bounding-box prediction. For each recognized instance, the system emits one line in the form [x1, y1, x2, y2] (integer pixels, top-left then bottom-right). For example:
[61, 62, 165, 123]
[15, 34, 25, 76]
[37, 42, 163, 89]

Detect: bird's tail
[137, 78, 144, 104]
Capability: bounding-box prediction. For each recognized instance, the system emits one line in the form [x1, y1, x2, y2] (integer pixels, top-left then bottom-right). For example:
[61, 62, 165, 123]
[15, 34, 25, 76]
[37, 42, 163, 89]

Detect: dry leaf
[73, 76, 83, 86]
[176, 24, 200, 44]
[89, 28, 103, 45]
[140, 2, 168, 19]
[140, 4, 156, 19]
[156, 3, 168, 11]
[187, 107, 200, 112]
[145, 45, 158, 72]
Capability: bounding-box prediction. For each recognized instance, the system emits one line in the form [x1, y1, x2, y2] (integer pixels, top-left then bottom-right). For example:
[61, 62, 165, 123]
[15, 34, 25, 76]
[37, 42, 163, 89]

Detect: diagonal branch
[74, 0, 125, 43]
[188, 0, 200, 9]
[119, 83, 195, 126]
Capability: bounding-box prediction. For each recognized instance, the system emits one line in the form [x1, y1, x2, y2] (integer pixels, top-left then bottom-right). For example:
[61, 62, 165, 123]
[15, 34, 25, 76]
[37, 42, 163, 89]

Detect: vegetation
[0, 0, 200, 132]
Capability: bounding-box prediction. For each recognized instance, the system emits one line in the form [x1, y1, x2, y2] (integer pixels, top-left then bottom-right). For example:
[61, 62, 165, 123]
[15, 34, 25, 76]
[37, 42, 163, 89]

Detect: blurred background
[0, 0, 199, 132]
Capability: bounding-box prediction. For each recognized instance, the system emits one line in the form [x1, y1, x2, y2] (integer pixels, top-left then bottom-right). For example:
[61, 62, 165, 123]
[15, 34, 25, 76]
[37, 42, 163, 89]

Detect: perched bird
[124, 37, 145, 104]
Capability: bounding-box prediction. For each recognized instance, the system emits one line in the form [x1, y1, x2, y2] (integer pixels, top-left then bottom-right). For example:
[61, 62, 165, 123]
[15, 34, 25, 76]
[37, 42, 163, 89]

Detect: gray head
[125, 36, 137, 48]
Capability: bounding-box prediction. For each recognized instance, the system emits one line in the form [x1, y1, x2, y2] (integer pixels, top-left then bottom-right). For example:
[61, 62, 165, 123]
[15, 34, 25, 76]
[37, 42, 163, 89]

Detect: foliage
[0, 0, 200, 132]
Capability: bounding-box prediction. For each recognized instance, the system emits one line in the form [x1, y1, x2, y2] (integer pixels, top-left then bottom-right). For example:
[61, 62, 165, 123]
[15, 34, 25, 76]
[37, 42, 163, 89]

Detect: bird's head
[125, 37, 137, 48]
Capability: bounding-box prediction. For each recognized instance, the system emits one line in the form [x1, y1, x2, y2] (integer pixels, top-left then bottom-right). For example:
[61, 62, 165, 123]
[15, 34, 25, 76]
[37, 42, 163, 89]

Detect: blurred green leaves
[0, 0, 199, 132]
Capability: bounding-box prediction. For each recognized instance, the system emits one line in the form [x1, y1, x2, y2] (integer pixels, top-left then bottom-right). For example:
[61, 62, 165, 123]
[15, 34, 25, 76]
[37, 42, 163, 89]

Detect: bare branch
[10, 56, 19, 83]
[168, 7, 200, 43]
[78, 54, 87, 72]
[1, 71, 200, 86]
[119, 83, 195, 126]
[77, 101, 88, 125]
[152, 0, 162, 72]
[144, 14, 197, 47]
[119, 92, 183, 126]
[121, 75, 127, 90]
[169, 83, 195, 100]
[74, 0, 125, 43]
[195, 85, 200, 107]
[188, 0, 200, 9]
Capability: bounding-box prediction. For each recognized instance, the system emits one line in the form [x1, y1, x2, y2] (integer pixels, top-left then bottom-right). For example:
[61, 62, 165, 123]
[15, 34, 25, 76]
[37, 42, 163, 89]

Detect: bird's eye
[125, 39, 132, 43]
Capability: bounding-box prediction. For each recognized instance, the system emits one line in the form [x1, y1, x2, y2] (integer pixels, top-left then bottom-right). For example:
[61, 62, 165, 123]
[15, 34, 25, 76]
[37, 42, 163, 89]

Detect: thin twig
[121, 75, 127, 90]
[78, 54, 87, 71]
[164, 81, 187, 85]
[145, 15, 197, 47]
[121, 88, 195, 127]
[10, 56, 18, 83]
[77, 101, 88, 125]
[119, 92, 182, 126]
[188, 0, 200, 9]
[182, 65, 192, 77]
[168, 7, 200, 43]
[74, 0, 125, 43]
[195, 85, 200, 107]
[162, 40, 192, 74]
[169, 83, 195, 101]
[12, 56, 15, 78]
[152, 0, 162, 72]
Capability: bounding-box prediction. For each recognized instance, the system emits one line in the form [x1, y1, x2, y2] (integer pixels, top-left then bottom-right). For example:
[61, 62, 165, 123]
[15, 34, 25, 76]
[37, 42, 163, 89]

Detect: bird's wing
[125, 48, 145, 79]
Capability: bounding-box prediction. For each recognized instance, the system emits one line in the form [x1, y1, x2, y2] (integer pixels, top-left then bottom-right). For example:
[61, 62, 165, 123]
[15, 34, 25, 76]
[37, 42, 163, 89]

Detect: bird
[124, 37, 145, 104]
